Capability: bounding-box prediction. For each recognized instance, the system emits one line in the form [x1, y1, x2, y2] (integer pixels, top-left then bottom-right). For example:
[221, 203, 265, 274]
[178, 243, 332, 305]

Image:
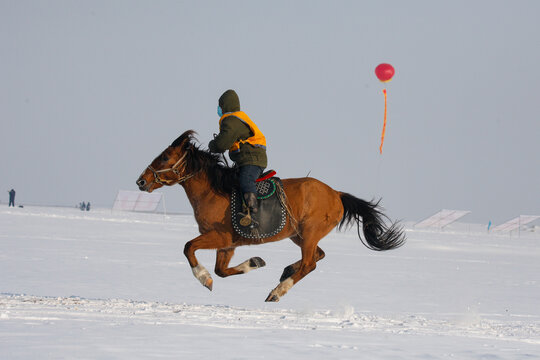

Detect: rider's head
[218, 89, 240, 114]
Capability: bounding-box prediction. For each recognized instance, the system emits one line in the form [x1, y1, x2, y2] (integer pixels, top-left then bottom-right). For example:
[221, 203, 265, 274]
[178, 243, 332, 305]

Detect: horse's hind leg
[214, 248, 266, 278]
[280, 236, 325, 281]
[266, 232, 323, 302]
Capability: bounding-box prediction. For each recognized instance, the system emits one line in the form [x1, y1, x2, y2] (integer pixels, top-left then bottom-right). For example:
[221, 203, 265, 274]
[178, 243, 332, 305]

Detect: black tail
[338, 192, 405, 251]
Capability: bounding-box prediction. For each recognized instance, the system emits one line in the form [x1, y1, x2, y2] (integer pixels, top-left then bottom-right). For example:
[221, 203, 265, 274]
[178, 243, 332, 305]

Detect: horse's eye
[162, 155, 169, 162]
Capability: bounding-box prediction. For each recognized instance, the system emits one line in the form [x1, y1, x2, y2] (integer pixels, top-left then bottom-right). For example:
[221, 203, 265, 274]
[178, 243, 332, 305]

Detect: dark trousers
[238, 165, 264, 194]
[9, 198, 14, 207]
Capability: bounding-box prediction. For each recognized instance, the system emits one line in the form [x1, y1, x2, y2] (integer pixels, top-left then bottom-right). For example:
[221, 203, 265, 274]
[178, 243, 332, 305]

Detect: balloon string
[379, 88, 387, 154]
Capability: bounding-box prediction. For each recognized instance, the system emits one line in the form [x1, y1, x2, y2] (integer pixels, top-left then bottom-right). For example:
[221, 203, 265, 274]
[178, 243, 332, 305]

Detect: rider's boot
[239, 192, 258, 227]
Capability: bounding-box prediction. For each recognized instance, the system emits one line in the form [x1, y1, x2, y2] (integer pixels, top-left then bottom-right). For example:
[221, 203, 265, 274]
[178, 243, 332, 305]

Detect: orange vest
[219, 111, 266, 153]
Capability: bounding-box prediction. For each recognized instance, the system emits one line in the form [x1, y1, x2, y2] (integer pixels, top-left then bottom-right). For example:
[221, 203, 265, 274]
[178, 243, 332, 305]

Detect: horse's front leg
[184, 231, 230, 291]
[214, 248, 266, 278]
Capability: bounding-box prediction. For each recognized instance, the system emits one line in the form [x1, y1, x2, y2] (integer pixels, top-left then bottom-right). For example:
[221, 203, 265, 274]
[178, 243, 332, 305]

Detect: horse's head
[136, 130, 196, 192]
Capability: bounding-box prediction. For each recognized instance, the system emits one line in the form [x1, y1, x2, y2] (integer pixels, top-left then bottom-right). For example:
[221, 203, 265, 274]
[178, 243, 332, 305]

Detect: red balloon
[375, 63, 395, 83]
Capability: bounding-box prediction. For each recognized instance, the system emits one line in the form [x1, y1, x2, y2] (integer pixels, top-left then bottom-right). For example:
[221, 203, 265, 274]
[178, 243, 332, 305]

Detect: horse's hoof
[249, 257, 266, 269]
[265, 294, 280, 302]
[204, 278, 213, 291]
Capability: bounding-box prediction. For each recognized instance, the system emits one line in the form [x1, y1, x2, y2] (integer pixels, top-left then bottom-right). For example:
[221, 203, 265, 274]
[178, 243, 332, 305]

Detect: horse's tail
[338, 192, 406, 251]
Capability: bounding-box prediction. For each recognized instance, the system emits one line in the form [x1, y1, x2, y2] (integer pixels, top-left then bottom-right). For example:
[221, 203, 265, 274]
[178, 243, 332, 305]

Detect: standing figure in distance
[8, 189, 15, 207]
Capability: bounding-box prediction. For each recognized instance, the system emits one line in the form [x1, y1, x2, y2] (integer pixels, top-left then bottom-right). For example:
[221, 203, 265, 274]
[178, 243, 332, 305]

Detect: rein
[147, 152, 195, 186]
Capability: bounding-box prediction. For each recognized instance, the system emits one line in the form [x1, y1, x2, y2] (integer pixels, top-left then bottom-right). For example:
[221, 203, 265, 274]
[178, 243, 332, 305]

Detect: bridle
[146, 151, 195, 186]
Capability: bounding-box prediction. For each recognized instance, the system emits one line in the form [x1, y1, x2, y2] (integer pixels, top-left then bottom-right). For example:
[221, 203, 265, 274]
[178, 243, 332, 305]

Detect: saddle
[230, 170, 287, 240]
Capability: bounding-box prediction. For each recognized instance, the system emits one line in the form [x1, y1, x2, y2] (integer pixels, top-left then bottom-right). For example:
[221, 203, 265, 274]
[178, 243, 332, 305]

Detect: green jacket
[208, 116, 268, 168]
[208, 89, 267, 168]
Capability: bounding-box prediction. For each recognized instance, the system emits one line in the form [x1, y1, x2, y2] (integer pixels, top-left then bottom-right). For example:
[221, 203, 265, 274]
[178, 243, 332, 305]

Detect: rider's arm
[208, 117, 251, 153]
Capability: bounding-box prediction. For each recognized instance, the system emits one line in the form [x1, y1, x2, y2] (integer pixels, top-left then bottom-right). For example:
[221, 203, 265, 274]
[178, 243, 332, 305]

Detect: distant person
[86, 202, 91, 211]
[8, 189, 15, 207]
[80, 202, 86, 211]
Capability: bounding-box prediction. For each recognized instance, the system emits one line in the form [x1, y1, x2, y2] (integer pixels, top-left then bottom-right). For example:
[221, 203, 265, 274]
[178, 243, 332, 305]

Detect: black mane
[172, 130, 237, 195]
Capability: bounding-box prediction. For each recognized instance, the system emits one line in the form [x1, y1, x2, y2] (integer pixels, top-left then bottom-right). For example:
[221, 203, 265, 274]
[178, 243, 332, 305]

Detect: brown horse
[136, 130, 405, 302]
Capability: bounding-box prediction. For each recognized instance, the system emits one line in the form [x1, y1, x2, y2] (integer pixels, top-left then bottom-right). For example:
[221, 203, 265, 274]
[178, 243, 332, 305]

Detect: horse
[136, 130, 405, 302]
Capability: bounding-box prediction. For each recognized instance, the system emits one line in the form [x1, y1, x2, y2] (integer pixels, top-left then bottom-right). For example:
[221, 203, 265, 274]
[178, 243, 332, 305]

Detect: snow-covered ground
[1, 206, 539, 359]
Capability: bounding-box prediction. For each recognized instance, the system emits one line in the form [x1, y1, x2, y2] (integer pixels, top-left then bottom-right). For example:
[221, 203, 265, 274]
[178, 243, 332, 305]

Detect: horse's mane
[172, 130, 237, 195]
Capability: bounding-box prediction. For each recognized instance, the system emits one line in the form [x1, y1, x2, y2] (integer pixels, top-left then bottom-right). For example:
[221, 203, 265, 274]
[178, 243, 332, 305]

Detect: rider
[208, 89, 267, 225]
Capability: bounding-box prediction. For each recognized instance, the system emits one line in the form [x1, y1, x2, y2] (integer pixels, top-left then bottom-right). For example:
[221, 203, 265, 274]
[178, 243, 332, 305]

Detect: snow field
[1, 206, 540, 359]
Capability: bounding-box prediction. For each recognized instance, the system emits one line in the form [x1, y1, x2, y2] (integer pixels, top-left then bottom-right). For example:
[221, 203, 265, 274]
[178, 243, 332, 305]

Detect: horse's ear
[171, 130, 197, 148]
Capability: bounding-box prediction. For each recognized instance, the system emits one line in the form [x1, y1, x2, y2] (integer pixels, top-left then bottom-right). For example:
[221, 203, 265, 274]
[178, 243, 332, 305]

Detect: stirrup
[238, 208, 259, 227]
[239, 211, 252, 227]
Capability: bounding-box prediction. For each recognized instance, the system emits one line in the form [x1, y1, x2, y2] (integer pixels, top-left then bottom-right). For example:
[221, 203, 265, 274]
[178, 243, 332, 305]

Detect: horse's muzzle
[136, 177, 149, 191]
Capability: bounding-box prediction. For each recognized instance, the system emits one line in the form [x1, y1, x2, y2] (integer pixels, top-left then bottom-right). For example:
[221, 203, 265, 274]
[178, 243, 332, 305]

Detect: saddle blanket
[230, 177, 286, 239]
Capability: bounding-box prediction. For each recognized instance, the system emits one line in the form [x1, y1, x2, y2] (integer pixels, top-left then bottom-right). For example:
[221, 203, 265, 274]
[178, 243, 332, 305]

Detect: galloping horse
[136, 130, 405, 302]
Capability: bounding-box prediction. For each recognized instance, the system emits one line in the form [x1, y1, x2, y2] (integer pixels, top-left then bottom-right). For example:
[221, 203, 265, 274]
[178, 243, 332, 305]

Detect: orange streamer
[379, 88, 387, 154]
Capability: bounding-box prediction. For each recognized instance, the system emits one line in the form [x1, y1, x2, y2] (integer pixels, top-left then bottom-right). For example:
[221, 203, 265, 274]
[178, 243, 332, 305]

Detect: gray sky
[2, 1, 539, 224]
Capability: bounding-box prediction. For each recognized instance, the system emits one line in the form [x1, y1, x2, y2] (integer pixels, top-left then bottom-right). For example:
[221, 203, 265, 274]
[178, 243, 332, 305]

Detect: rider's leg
[238, 165, 263, 224]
